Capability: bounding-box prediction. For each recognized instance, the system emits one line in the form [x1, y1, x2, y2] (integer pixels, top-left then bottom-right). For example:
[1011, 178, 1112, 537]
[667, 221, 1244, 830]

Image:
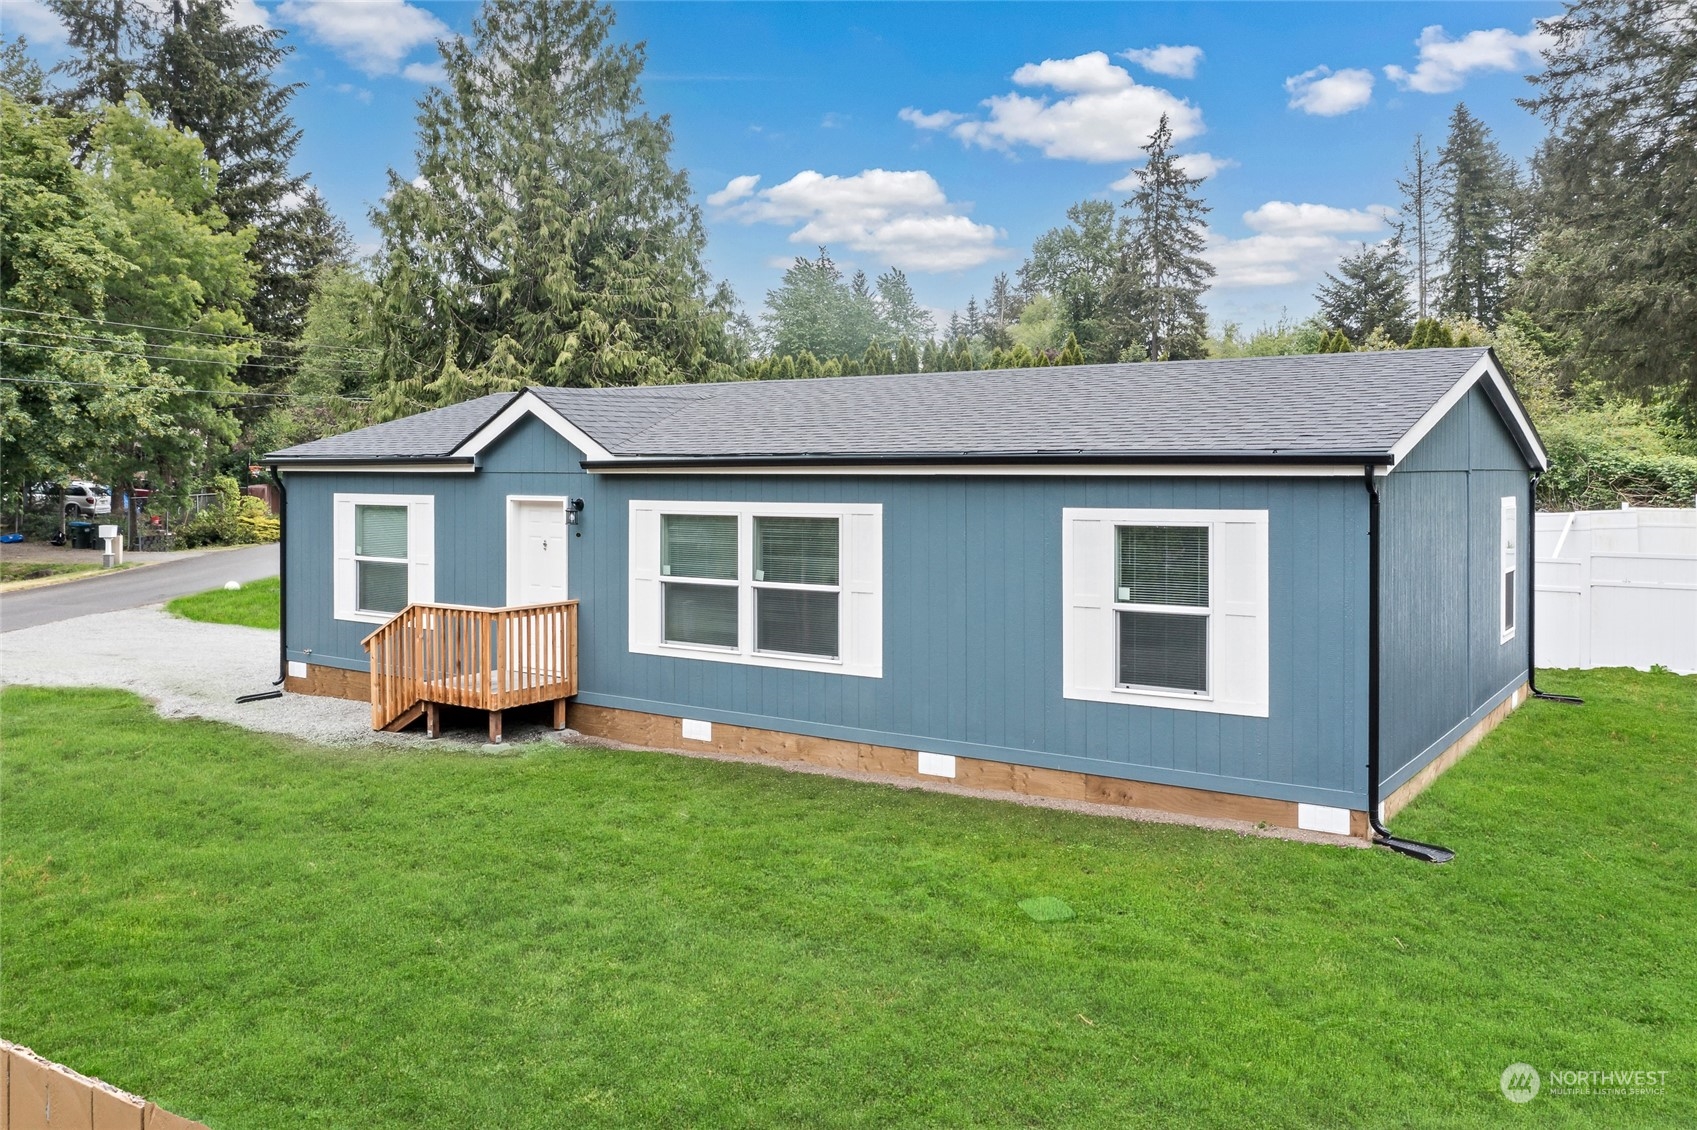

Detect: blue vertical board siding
[1379, 385, 1532, 791]
[283, 415, 1371, 806]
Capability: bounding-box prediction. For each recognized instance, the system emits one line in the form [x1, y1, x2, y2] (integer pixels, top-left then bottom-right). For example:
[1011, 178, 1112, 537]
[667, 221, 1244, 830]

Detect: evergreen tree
[984, 271, 1020, 350]
[874, 267, 932, 342]
[920, 338, 943, 373]
[1394, 134, 1438, 320]
[860, 340, 892, 375]
[963, 297, 982, 340]
[893, 336, 919, 375]
[47, 0, 154, 108]
[1058, 332, 1085, 366]
[1313, 243, 1414, 345]
[2, 37, 49, 102]
[372, 0, 732, 407]
[945, 310, 963, 341]
[1436, 103, 1517, 327]
[1407, 317, 1454, 349]
[1123, 113, 1214, 359]
[1520, 0, 1696, 404]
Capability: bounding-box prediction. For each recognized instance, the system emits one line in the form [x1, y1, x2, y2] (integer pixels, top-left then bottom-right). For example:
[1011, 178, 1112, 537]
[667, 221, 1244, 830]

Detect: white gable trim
[452, 390, 618, 463]
[1386, 353, 1549, 472]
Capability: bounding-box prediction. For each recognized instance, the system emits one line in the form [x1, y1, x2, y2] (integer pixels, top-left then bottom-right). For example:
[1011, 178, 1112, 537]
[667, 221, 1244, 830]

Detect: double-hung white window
[333, 493, 434, 623]
[1500, 496, 1518, 643]
[1063, 507, 1269, 717]
[631, 500, 882, 677]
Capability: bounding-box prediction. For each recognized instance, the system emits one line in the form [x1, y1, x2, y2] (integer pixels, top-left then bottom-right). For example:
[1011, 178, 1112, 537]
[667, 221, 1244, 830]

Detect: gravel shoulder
[1, 604, 1360, 848]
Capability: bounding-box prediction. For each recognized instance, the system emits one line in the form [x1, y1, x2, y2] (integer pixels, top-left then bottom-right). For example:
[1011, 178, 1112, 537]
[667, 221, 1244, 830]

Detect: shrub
[176, 476, 280, 547]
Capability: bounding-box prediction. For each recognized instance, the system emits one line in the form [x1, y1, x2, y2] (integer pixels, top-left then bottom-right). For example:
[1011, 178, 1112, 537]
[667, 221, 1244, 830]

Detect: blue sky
[9, 0, 1564, 331]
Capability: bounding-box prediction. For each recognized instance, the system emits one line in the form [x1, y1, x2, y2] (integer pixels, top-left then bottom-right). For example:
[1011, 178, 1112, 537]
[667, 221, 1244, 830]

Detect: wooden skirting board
[1382, 682, 1529, 822]
[284, 664, 1526, 840]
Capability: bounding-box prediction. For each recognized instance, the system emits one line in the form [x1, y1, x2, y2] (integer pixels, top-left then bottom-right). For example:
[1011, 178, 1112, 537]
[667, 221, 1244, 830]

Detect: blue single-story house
[265, 348, 1548, 853]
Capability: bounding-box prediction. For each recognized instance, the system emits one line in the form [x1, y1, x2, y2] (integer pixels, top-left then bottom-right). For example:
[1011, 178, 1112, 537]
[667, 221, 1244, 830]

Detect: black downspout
[1363, 465, 1456, 864]
[236, 468, 288, 704]
[1526, 471, 1583, 704]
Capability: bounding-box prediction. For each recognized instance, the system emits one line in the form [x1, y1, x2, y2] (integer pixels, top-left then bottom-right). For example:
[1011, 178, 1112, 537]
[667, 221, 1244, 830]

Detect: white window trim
[629, 499, 882, 678]
[333, 493, 435, 625]
[1500, 495, 1518, 644]
[1063, 507, 1269, 717]
[505, 495, 573, 606]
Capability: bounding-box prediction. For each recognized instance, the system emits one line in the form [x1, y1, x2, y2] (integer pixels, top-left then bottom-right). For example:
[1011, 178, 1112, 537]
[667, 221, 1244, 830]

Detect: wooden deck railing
[361, 600, 579, 740]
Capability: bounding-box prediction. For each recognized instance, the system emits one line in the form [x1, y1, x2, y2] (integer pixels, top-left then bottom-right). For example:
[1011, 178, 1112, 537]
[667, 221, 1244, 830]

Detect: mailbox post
[98, 523, 122, 568]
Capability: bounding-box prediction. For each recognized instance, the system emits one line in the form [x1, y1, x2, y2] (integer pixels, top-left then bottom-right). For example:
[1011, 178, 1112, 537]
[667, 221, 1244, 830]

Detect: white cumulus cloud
[279, 0, 447, 76]
[1384, 24, 1554, 94]
[898, 107, 966, 131]
[706, 174, 761, 207]
[902, 51, 1204, 163]
[713, 168, 1004, 273]
[1210, 201, 1396, 288]
[227, 0, 271, 28]
[1285, 66, 1375, 116]
[1119, 44, 1203, 79]
[402, 60, 446, 83]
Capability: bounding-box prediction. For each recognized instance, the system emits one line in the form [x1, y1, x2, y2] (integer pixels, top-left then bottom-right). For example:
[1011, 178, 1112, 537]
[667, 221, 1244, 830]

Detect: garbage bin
[67, 521, 95, 549]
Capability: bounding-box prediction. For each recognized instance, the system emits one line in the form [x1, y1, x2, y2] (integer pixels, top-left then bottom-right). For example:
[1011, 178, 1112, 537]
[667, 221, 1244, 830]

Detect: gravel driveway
[0, 605, 561, 749]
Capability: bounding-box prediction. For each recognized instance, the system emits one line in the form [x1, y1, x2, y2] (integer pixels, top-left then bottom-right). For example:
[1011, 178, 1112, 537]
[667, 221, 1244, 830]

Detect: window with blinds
[754, 517, 840, 658]
[354, 504, 409, 615]
[662, 514, 739, 647]
[1115, 525, 1209, 693]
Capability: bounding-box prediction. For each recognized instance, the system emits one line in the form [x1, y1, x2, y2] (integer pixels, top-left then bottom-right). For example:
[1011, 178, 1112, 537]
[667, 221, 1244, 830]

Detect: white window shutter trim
[1063, 512, 1114, 696]
[628, 504, 661, 652]
[1209, 514, 1269, 716]
[408, 497, 435, 605]
[333, 496, 355, 621]
[843, 506, 883, 676]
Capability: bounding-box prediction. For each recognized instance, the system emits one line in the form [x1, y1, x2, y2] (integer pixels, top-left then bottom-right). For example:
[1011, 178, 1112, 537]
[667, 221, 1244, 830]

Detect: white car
[54, 481, 112, 517]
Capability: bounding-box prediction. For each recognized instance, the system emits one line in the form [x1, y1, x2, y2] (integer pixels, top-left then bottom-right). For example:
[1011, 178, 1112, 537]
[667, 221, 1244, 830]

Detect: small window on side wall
[1115, 525, 1209, 694]
[333, 494, 434, 624]
[1500, 496, 1517, 643]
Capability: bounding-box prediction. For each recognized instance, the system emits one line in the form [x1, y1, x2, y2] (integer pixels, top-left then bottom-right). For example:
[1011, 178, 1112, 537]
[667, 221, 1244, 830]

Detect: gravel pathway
[1, 604, 1362, 847]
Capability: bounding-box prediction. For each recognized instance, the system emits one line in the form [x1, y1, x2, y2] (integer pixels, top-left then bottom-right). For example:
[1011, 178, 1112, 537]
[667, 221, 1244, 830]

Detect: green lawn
[1, 670, 1692, 1128]
[164, 575, 279, 630]
[0, 560, 109, 585]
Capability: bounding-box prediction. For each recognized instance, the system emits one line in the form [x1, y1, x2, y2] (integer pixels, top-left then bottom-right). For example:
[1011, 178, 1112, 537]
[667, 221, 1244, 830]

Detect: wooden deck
[362, 600, 579, 742]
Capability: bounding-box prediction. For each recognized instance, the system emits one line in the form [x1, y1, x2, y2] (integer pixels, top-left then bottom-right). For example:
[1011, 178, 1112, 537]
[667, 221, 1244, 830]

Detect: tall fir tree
[1123, 113, 1214, 360]
[46, 0, 153, 109]
[1436, 103, 1518, 327]
[1394, 134, 1438, 319]
[372, 0, 733, 410]
[1313, 243, 1415, 345]
[1520, 0, 1696, 404]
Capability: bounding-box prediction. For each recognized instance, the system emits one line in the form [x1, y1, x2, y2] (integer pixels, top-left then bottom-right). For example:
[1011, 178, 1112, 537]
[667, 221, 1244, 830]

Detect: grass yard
[2, 669, 1693, 1128]
[164, 575, 280, 630]
[0, 560, 109, 585]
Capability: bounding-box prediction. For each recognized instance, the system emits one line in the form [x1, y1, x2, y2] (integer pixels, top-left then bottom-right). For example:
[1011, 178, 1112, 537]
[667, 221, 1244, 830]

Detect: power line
[0, 305, 383, 355]
[2, 337, 379, 377]
[5, 324, 379, 377]
[0, 374, 372, 403]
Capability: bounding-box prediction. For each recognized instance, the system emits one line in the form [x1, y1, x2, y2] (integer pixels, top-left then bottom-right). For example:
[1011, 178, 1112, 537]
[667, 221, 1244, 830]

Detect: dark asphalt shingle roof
[267, 348, 1505, 464]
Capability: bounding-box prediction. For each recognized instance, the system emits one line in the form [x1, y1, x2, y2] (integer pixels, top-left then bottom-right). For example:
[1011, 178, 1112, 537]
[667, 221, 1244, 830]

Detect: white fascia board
[593, 462, 1371, 478]
[1387, 354, 1549, 472]
[276, 462, 475, 474]
[452, 389, 617, 463]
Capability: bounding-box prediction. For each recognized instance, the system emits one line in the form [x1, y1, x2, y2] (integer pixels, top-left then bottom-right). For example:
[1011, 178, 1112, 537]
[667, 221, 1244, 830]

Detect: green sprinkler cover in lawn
[1018, 896, 1075, 922]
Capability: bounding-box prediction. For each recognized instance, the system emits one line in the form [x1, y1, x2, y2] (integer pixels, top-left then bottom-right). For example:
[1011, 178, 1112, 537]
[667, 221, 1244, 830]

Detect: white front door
[509, 499, 569, 605]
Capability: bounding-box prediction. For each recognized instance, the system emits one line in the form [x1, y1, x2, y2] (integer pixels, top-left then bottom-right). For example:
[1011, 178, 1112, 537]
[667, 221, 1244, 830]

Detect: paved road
[0, 544, 278, 633]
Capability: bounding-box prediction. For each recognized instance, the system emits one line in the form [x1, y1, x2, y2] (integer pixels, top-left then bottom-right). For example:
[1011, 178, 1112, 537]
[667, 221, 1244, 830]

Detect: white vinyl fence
[1535, 507, 1697, 675]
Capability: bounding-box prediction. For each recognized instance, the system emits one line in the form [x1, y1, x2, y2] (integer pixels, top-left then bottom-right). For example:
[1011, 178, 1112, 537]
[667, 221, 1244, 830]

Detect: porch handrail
[361, 599, 579, 731]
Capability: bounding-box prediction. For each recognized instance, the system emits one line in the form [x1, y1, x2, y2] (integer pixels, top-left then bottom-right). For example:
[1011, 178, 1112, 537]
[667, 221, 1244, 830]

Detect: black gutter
[582, 449, 1399, 471]
[1526, 471, 1584, 705]
[1363, 464, 1456, 864]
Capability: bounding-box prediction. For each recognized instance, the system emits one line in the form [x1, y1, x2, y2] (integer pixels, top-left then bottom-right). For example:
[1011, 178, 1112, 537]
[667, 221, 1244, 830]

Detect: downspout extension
[1363, 465, 1455, 864]
[1526, 471, 1583, 705]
